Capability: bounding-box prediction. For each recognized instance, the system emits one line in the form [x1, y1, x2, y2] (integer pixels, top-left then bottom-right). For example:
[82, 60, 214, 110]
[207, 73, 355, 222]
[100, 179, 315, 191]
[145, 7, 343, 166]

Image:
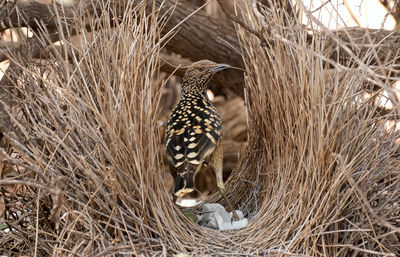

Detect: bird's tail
[173, 171, 195, 197]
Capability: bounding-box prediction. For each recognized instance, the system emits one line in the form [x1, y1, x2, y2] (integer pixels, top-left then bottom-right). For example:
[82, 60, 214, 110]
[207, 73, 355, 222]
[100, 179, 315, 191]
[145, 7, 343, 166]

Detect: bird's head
[182, 60, 231, 92]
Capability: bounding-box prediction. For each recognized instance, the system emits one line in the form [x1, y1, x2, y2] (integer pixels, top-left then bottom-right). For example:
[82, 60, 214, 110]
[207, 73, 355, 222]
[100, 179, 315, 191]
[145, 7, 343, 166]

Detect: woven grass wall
[1, 0, 399, 256]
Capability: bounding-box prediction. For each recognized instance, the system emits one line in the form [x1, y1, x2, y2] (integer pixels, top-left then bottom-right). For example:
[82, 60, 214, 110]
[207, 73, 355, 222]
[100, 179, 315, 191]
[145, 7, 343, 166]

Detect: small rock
[198, 203, 248, 230]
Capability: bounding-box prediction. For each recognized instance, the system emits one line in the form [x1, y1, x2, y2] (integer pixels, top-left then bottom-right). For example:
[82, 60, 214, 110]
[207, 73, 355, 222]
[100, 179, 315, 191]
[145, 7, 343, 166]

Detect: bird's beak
[211, 63, 231, 73]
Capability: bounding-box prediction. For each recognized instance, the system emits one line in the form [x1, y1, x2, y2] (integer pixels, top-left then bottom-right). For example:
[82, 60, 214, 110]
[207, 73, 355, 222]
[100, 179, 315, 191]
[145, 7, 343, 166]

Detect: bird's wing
[164, 131, 186, 168]
[164, 102, 221, 169]
[183, 105, 221, 166]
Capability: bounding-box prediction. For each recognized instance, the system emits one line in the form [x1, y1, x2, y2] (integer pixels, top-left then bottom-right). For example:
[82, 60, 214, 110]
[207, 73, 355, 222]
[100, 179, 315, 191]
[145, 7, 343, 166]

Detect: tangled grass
[1, 0, 399, 256]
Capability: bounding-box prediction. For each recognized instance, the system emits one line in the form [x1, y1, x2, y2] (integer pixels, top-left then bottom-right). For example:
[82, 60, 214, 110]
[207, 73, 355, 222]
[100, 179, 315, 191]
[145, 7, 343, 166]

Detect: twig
[217, 0, 270, 46]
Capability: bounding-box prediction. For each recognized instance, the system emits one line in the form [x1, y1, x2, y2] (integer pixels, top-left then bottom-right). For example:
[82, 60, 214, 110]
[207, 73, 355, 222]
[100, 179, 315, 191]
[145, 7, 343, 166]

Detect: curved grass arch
[1, 1, 399, 256]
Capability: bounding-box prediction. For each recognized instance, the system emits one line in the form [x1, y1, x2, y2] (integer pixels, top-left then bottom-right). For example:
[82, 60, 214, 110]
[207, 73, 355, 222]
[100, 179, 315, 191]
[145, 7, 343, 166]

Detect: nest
[1, 1, 399, 256]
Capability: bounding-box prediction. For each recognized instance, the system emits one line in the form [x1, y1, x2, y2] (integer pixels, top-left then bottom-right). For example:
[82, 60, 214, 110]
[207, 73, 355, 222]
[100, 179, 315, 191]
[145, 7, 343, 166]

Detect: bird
[164, 59, 239, 221]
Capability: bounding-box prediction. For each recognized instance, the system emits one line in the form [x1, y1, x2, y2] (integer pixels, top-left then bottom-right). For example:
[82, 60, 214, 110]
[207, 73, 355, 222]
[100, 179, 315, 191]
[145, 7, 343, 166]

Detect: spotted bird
[164, 60, 238, 220]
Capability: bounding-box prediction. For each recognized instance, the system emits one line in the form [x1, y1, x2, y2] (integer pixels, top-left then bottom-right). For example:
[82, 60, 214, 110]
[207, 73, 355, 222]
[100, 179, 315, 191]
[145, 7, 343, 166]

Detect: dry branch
[2, 1, 400, 94]
[0, 0, 245, 93]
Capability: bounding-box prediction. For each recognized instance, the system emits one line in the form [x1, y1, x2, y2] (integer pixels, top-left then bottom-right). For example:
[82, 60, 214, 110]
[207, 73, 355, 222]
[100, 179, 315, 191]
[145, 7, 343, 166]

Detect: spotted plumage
[165, 92, 221, 168]
[164, 60, 239, 220]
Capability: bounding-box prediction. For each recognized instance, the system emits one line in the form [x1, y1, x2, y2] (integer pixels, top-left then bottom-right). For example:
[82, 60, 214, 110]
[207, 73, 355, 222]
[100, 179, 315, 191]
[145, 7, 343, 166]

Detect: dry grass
[0, 0, 399, 256]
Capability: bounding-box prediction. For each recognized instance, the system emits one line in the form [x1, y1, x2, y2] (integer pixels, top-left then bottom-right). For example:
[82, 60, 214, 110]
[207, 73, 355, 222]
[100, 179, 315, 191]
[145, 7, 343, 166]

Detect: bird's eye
[198, 67, 204, 71]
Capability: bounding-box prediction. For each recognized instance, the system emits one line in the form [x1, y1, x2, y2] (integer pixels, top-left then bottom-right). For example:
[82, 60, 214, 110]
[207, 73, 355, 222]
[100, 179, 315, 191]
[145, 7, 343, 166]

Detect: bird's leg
[210, 139, 240, 221]
[216, 170, 240, 221]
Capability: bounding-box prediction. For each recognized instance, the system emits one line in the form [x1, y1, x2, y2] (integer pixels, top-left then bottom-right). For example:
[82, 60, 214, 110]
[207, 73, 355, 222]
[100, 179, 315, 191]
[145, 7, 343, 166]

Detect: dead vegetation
[0, 0, 399, 256]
